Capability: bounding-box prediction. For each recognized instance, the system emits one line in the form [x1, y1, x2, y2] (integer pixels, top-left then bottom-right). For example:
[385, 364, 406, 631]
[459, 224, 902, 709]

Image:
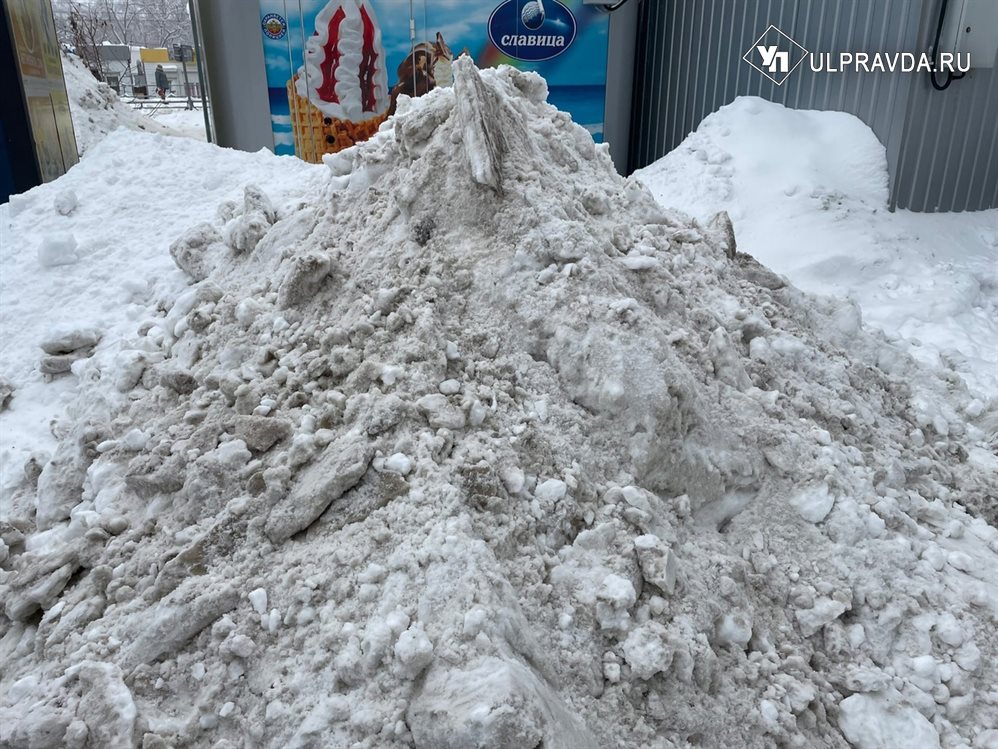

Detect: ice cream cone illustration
[288, 0, 390, 161]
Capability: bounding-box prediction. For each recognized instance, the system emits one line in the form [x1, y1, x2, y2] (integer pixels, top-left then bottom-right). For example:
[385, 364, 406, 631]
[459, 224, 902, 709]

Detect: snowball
[54, 190, 78, 216]
[790, 484, 834, 523]
[38, 233, 79, 267]
[120, 429, 149, 451]
[384, 453, 412, 476]
[933, 612, 964, 648]
[715, 611, 753, 648]
[599, 575, 636, 608]
[394, 626, 433, 677]
[622, 622, 673, 679]
[213, 439, 252, 467]
[248, 588, 268, 616]
[463, 607, 488, 637]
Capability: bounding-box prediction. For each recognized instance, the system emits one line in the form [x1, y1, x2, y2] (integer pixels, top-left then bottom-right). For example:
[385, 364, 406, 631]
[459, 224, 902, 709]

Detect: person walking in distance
[155, 64, 169, 100]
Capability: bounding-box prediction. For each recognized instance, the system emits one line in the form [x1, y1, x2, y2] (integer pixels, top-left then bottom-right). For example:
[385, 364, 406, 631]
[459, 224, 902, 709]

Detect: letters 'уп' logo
[488, 0, 577, 62]
[743, 25, 808, 85]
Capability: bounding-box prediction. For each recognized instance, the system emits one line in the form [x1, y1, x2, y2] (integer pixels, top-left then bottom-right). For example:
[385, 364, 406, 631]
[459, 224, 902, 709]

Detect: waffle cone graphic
[287, 76, 388, 162]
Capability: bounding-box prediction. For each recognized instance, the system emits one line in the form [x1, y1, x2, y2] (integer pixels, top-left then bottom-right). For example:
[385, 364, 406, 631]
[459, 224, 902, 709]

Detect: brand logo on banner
[488, 0, 577, 62]
[262, 13, 288, 40]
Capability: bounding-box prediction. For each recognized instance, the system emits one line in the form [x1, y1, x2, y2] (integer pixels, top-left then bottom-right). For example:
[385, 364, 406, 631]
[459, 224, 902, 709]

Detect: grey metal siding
[630, 0, 997, 212]
[891, 0, 998, 211]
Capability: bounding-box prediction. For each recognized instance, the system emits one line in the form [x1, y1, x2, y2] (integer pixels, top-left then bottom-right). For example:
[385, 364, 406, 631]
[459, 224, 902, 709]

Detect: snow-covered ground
[63, 52, 202, 154]
[1, 62, 996, 749]
[148, 108, 208, 141]
[636, 97, 998, 401]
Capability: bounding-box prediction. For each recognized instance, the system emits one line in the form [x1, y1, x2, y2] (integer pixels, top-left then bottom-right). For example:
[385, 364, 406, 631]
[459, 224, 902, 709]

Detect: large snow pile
[63, 52, 196, 154]
[635, 97, 998, 402]
[2, 60, 997, 749]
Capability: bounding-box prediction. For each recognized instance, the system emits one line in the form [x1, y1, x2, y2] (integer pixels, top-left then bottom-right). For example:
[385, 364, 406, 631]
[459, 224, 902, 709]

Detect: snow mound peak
[2, 61, 996, 749]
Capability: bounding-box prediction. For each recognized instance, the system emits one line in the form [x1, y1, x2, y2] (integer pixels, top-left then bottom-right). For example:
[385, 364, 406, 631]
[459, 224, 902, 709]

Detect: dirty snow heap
[2, 59, 997, 749]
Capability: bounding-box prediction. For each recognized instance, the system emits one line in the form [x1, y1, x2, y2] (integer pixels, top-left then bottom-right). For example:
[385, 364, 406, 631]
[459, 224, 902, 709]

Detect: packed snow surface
[635, 97, 998, 401]
[2, 60, 997, 749]
[149, 108, 208, 141]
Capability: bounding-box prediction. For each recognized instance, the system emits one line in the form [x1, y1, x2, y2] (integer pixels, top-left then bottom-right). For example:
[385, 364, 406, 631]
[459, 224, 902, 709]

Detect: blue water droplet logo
[521, 1, 546, 30]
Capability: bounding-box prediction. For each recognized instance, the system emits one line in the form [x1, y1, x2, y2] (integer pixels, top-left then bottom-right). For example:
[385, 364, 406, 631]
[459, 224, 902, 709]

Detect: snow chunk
[54, 190, 78, 215]
[534, 479, 567, 502]
[438, 378, 462, 395]
[596, 574, 637, 631]
[796, 597, 848, 636]
[790, 484, 835, 523]
[394, 625, 434, 677]
[620, 255, 659, 271]
[633, 534, 677, 595]
[248, 588, 268, 616]
[622, 621, 673, 679]
[384, 453, 413, 476]
[38, 233, 79, 267]
[40, 326, 101, 355]
[715, 611, 753, 648]
[70, 661, 137, 749]
[839, 691, 940, 749]
[212, 439, 252, 468]
[416, 394, 465, 430]
[406, 657, 597, 749]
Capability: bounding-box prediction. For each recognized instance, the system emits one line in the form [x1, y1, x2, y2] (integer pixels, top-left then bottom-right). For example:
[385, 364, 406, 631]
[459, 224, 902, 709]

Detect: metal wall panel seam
[893, 0, 934, 210]
[731, 0, 753, 105]
[669, 0, 688, 155]
[637, 0, 656, 165]
[654, 0, 669, 161]
[709, 0, 729, 119]
[789, 0, 811, 109]
[887, 0, 918, 210]
[979, 106, 998, 209]
[960, 70, 998, 210]
[937, 77, 977, 211]
[851, 1, 876, 118]
[805, 0, 829, 108]
[957, 73, 998, 210]
[631, 0, 655, 167]
[688, 0, 708, 139]
[701, 0, 719, 131]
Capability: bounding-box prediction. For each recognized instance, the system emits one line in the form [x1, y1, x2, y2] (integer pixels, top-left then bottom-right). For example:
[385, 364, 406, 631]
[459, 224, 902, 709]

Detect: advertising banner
[3, 0, 79, 184]
[257, 0, 609, 162]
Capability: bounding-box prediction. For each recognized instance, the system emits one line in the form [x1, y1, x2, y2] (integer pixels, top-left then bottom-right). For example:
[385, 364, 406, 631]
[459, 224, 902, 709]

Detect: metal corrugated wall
[629, 0, 998, 212]
[891, 1, 998, 211]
